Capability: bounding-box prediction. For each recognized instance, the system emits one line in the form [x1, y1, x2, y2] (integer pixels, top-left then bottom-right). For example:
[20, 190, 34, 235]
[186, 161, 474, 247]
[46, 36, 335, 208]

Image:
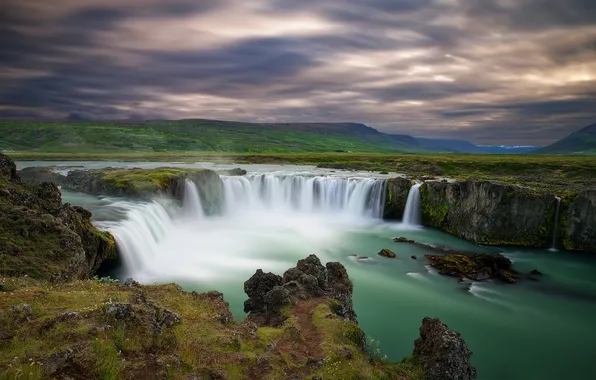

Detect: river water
[17, 161, 596, 380]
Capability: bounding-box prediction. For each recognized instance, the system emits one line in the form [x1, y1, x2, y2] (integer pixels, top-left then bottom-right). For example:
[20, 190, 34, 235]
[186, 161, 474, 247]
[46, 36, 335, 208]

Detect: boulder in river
[426, 252, 516, 284]
[378, 248, 396, 258]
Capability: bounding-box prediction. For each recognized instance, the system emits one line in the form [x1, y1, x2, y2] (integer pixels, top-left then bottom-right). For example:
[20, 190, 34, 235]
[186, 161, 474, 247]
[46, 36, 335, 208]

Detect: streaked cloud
[0, 0, 595, 144]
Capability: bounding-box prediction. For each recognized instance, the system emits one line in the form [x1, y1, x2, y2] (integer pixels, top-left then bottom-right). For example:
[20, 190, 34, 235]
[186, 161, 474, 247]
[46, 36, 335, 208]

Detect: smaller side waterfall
[403, 183, 422, 226]
[182, 179, 205, 219]
[550, 196, 562, 251]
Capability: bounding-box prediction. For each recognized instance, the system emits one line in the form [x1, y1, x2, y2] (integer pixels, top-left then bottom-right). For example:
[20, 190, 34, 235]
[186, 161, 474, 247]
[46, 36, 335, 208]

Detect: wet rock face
[414, 317, 477, 380]
[244, 255, 356, 326]
[561, 190, 596, 253]
[383, 177, 413, 219]
[420, 180, 559, 248]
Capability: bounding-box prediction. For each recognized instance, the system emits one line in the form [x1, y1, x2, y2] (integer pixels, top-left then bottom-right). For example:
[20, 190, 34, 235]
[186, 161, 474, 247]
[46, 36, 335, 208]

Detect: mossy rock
[63, 167, 225, 214]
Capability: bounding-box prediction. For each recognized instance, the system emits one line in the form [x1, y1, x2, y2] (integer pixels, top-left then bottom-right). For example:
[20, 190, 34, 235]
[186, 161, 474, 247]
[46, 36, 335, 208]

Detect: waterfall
[550, 196, 561, 251]
[402, 183, 422, 226]
[108, 201, 173, 274]
[182, 179, 205, 219]
[107, 173, 387, 279]
[222, 175, 386, 218]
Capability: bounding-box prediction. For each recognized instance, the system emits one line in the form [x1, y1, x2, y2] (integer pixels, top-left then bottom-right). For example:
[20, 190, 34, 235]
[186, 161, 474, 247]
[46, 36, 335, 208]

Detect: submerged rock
[414, 317, 477, 380]
[426, 252, 516, 284]
[378, 248, 396, 258]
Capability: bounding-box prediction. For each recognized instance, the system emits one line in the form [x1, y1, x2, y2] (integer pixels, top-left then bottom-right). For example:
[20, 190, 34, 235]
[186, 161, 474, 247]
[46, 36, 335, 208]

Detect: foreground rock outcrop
[0, 255, 477, 380]
[414, 318, 477, 380]
[0, 154, 115, 281]
[244, 255, 358, 328]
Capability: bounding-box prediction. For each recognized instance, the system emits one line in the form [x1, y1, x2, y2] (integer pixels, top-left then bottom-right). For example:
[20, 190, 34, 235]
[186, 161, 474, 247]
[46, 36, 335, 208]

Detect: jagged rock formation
[0, 153, 115, 281]
[383, 177, 413, 219]
[244, 255, 358, 329]
[414, 317, 477, 380]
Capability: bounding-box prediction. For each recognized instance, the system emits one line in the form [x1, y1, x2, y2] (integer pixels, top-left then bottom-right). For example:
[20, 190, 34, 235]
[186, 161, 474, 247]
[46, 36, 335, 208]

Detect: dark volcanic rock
[244, 255, 358, 327]
[426, 253, 516, 284]
[296, 255, 328, 290]
[378, 248, 396, 258]
[414, 317, 476, 380]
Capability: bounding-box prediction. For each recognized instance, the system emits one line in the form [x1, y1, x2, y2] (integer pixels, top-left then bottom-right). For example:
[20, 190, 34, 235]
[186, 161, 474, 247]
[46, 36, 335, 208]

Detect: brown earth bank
[1, 153, 476, 379]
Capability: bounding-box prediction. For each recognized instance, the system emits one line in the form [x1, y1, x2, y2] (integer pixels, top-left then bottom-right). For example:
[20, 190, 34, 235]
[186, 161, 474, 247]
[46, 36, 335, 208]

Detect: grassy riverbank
[8, 151, 596, 191]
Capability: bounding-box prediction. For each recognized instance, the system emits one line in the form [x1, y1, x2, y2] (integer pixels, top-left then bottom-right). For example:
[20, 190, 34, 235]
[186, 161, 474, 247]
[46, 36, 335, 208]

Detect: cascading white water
[182, 179, 205, 219]
[108, 201, 173, 274]
[222, 175, 386, 218]
[550, 196, 562, 251]
[402, 183, 422, 226]
[106, 174, 387, 279]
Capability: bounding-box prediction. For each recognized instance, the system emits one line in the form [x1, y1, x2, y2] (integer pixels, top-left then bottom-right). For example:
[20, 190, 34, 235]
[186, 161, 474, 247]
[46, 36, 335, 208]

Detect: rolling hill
[0, 119, 425, 154]
[536, 123, 596, 155]
[0, 118, 537, 155]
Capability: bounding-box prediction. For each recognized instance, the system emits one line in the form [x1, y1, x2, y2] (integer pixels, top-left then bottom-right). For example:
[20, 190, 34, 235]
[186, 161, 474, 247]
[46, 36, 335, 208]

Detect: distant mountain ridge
[536, 123, 596, 155]
[0, 118, 539, 154]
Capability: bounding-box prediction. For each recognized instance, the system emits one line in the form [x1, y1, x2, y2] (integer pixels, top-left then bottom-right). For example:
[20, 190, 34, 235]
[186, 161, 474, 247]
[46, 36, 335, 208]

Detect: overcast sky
[1, 0, 595, 144]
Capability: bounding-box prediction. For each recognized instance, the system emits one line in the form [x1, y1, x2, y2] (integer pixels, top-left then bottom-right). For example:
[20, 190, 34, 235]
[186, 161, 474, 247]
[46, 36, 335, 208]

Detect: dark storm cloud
[0, 0, 595, 145]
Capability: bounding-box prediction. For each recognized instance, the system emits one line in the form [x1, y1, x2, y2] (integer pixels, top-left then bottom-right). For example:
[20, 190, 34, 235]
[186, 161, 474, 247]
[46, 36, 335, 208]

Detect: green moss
[93, 339, 121, 380]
